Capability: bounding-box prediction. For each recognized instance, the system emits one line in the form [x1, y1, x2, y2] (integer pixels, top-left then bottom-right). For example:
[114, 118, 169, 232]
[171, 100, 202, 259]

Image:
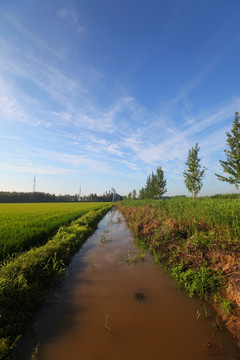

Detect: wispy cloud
[1, 12, 65, 59]
[117, 159, 140, 171]
[0, 135, 20, 140]
[0, 162, 70, 175]
[0, 25, 89, 108]
[137, 134, 189, 164]
[58, 7, 85, 34]
[44, 150, 115, 174]
[116, 96, 240, 175]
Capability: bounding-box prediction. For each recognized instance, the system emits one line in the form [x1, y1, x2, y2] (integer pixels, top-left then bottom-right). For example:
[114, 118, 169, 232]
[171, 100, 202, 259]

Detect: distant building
[113, 193, 122, 201]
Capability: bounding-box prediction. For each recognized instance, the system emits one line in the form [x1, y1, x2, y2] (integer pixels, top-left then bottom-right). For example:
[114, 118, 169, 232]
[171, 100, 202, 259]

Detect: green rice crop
[0, 202, 111, 261]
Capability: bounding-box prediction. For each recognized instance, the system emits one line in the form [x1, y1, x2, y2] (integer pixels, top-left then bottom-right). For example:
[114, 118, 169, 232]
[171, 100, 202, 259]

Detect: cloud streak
[0, 162, 70, 175]
[58, 7, 85, 34]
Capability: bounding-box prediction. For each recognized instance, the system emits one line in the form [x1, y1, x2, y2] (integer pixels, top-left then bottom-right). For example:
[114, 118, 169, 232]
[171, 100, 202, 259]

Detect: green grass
[0, 204, 113, 359]
[119, 196, 240, 246]
[0, 202, 111, 261]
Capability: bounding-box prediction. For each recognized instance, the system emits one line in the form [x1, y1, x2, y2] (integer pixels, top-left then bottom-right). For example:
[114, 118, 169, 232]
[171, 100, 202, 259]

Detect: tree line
[0, 191, 122, 203]
[128, 112, 240, 200]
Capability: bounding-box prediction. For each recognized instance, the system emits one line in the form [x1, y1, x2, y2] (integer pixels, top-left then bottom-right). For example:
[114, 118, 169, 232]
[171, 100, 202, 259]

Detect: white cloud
[137, 136, 189, 164]
[0, 135, 20, 140]
[58, 7, 85, 34]
[1, 13, 65, 60]
[44, 151, 115, 174]
[117, 159, 140, 171]
[84, 135, 124, 157]
[0, 162, 70, 175]
[123, 135, 142, 152]
[0, 34, 88, 105]
[181, 97, 240, 137]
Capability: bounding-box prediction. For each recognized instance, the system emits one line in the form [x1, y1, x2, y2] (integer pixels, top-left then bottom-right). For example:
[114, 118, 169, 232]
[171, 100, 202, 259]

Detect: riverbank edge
[0, 204, 113, 359]
[117, 202, 240, 348]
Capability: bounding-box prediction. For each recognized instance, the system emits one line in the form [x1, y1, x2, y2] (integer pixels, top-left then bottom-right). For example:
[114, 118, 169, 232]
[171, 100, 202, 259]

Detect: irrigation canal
[19, 208, 240, 360]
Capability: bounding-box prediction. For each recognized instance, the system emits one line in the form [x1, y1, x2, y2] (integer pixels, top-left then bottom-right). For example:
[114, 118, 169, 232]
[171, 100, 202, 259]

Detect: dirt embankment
[210, 250, 240, 343]
[117, 203, 240, 348]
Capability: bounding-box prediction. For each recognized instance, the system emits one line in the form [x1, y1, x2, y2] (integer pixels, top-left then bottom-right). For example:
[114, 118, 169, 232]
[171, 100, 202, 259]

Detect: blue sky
[0, 0, 240, 197]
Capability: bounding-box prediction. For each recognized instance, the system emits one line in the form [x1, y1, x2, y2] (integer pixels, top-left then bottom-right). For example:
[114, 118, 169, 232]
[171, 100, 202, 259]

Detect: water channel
[19, 208, 240, 360]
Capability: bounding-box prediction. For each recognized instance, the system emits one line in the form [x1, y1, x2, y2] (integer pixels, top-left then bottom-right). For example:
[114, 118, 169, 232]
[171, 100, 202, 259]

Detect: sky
[0, 0, 240, 197]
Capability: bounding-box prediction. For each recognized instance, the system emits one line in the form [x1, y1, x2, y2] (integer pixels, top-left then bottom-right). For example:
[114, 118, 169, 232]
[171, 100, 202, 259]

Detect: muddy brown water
[19, 208, 240, 360]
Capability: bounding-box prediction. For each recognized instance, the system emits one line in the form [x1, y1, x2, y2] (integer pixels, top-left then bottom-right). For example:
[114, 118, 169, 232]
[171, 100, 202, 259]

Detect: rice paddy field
[0, 202, 111, 261]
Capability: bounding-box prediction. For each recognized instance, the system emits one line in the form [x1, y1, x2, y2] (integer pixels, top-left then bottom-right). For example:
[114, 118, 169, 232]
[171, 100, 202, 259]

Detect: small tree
[183, 143, 205, 199]
[215, 112, 240, 189]
[145, 172, 156, 199]
[132, 189, 137, 200]
[142, 166, 167, 199]
[155, 166, 167, 199]
[139, 187, 146, 200]
[127, 192, 132, 200]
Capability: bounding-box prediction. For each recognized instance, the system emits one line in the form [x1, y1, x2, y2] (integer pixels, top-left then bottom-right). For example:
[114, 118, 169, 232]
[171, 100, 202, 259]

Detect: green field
[0, 202, 111, 261]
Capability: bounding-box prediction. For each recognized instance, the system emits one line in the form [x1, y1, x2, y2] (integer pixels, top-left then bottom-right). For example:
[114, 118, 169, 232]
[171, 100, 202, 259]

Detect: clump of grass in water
[196, 303, 210, 320]
[104, 313, 112, 333]
[216, 295, 234, 318]
[31, 343, 40, 360]
[213, 314, 224, 331]
[103, 313, 115, 341]
[100, 232, 112, 245]
[120, 249, 145, 264]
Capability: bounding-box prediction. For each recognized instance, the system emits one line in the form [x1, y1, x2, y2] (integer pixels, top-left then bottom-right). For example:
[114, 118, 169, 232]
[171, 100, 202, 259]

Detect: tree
[138, 187, 146, 200]
[183, 143, 206, 199]
[127, 192, 132, 200]
[215, 112, 240, 189]
[142, 166, 167, 199]
[145, 172, 156, 199]
[155, 166, 167, 199]
[132, 189, 137, 200]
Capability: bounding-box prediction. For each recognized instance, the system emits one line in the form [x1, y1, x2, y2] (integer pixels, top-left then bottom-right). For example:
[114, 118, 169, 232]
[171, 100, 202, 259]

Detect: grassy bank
[0, 204, 113, 359]
[0, 202, 111, 262]
[117, 197, 240, 345]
